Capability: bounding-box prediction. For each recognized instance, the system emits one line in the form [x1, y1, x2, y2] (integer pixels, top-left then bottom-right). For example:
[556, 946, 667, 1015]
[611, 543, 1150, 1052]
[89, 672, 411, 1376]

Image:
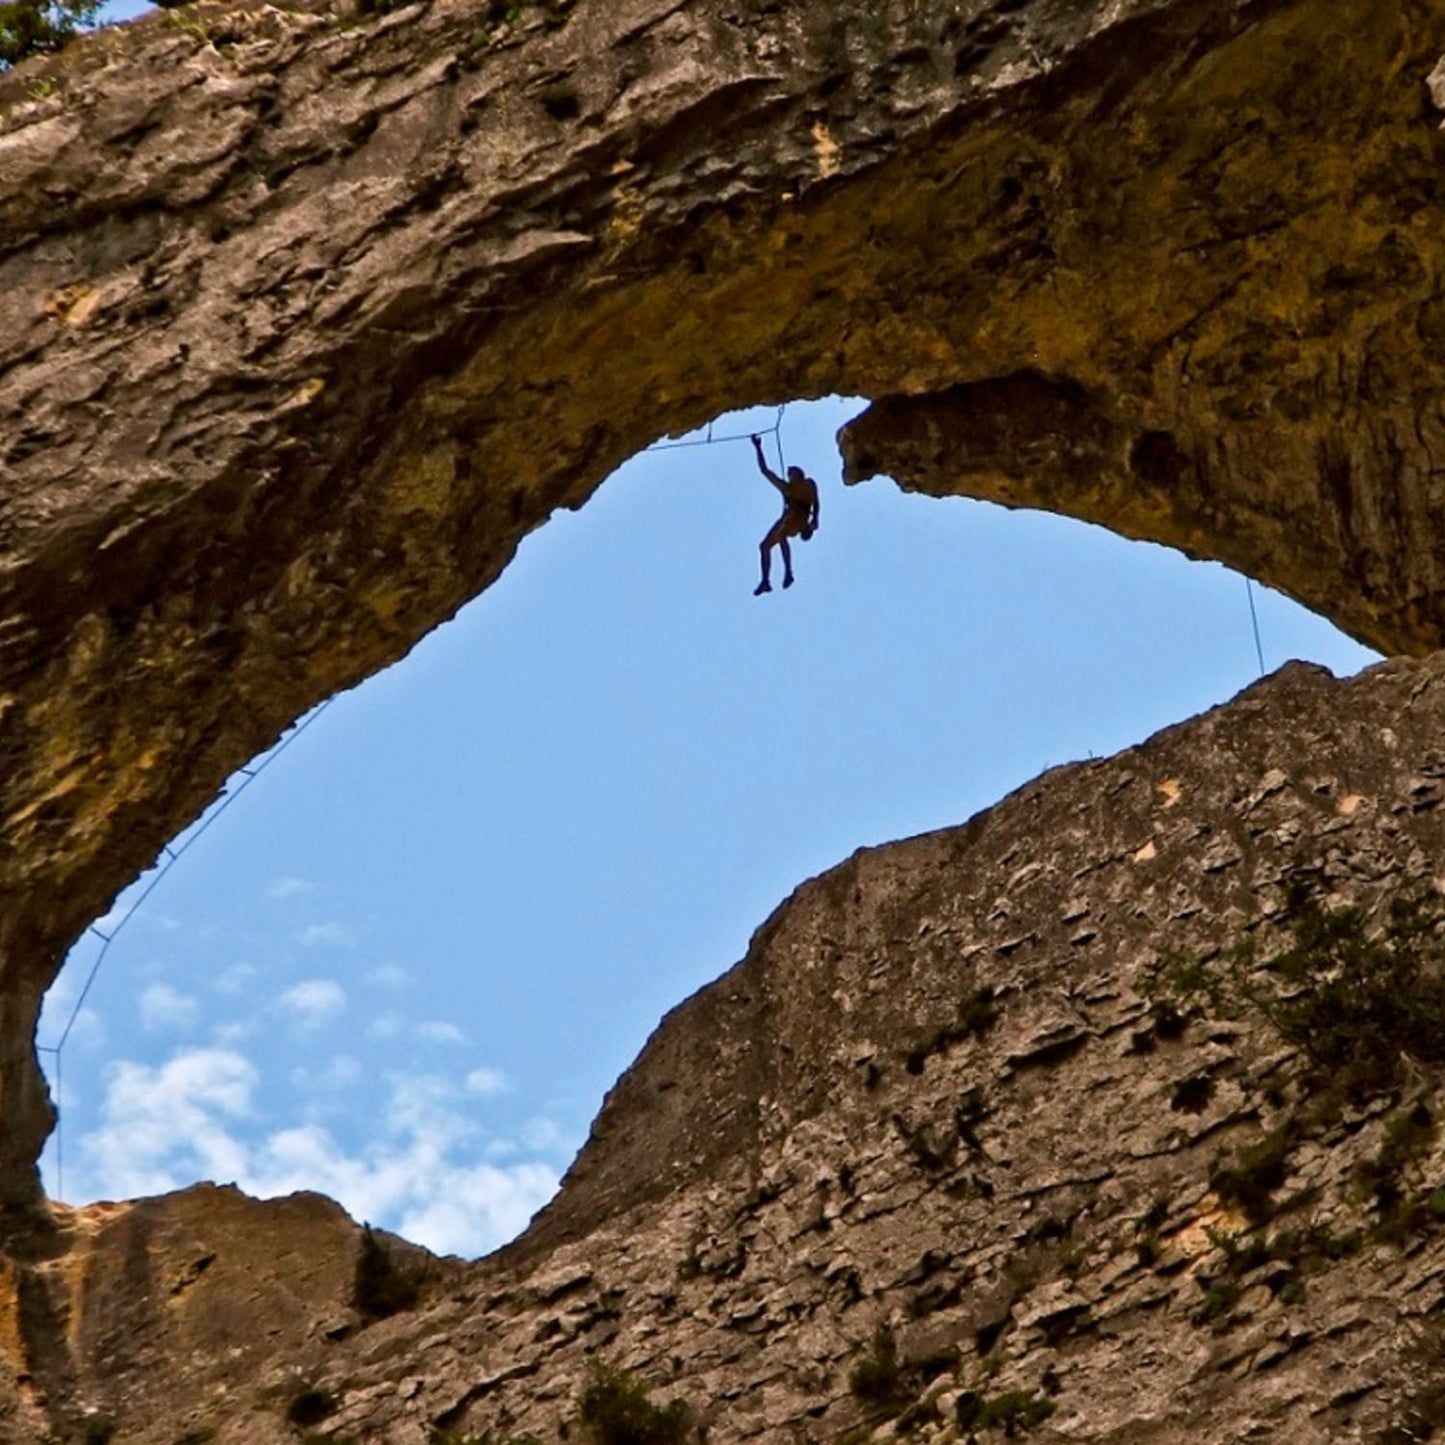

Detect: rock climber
[750, 433, 819, 595]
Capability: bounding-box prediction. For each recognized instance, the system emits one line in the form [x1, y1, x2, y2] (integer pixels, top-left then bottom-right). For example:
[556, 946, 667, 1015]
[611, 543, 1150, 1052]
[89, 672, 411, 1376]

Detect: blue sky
[36, 394, 1378, 1256]
[40, 0, 1382, 1263]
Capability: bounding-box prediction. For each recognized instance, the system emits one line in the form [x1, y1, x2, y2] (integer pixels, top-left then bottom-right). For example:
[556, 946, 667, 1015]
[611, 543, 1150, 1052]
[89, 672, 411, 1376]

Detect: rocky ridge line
[8, 655, 1445, 1442]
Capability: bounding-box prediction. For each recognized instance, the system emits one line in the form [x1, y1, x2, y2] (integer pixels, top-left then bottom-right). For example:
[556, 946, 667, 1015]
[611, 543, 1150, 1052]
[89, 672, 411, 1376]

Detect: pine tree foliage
[1, 0, 102, 69]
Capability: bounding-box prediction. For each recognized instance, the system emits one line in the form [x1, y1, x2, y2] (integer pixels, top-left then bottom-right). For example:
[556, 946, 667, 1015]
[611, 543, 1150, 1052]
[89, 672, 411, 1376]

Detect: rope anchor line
[645, 404, 789, 472]
[647, 404, 1267, 668]
[38, 697, 334, 1201]
[39, 406, 800, 1199]
[1246, 577, 1266, 677]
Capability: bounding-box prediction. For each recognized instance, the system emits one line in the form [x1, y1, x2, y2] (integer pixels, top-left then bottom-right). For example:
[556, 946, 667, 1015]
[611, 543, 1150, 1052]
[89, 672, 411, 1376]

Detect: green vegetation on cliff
[0, 0, 98, 66]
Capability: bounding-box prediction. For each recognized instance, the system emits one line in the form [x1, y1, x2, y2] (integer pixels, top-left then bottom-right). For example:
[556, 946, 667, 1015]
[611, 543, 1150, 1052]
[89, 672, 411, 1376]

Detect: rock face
[0, 1185, 453, 1443]
[2, 0, 1445, 1210]
[8, 655, 1445, 1442]
[8, 0, 1445, 1437]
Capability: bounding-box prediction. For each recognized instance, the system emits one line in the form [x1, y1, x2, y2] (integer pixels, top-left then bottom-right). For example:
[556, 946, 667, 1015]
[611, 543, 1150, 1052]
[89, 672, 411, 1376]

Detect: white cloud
[215, 963, 257, 996]
[415, 1021, 464, 1045]
[366, 964, 415, 989]
[397, 1162, 558, 1257]
[365, 1014, 468, 1045]
[297, 921, 355, 948]
[290, 1055, 362, 1090]
[521, 1116, 567, 1153]
[139, 982, 199, 1034]
[385, 1073, 469, 1147]
[267, 876, 314, 900]
[78, 1047, 256, 1200]
[72, 1054, 561, 1256]
[277, 978, 347, 1029]
[465, 1067, 509, 1097]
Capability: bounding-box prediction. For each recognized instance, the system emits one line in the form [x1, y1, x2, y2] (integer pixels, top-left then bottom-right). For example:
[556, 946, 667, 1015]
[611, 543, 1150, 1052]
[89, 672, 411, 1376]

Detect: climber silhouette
[750, 434, 819, 595]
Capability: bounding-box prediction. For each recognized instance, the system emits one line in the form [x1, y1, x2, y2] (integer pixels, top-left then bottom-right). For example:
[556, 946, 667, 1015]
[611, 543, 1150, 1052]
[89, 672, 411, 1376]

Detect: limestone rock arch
[1, 0, 1443, 1210]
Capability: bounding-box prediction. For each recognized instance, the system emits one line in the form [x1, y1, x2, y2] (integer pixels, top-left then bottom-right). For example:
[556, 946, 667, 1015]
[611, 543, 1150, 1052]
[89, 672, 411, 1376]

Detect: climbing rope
[647, 405, 1274, 679]
[645, 404, 789, 472]
[33, 406, 786, 1198]
[36, 697, 334, 1201]
[1245, 577, 1266, 677]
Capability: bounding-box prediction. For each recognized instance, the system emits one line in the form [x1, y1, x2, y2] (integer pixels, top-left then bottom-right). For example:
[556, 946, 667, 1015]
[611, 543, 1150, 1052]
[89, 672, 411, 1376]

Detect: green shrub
[956, 1389, 1056, 1433]
[848, 1324, 914, 1416]
[1187, 1218, 1352, 1323]
[1278, 1279, 1307, 1306]
[1148, 954, 1227, 1015]
[905, 986, 999, 1074]
[0, 0, 98, 66]
[286, 1389, 337, 1429]
[1354, 1103, 1441, 1244]
[353, 1224, 421, 1320]
[1193, 1278, 1241, 1329]
[1265, 1221, 1359, 1272]
[1264, 887, 1445, 1090]
[577, 1366, 695, 1445]
[1381, 1102, 1437, 1172]
[1152, 882, 1445, 1099]
[1210, 1124, 1295, 1223]
[1202, 1225, 1270, 1274]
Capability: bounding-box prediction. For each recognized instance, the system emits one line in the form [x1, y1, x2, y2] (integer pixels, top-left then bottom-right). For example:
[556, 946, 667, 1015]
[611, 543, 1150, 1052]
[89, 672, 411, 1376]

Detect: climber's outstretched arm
[751, 434, 785, 490]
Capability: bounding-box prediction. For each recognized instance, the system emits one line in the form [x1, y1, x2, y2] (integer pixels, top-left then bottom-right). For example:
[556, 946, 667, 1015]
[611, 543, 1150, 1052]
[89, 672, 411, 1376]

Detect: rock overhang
[0, 0, 1443, 1209]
